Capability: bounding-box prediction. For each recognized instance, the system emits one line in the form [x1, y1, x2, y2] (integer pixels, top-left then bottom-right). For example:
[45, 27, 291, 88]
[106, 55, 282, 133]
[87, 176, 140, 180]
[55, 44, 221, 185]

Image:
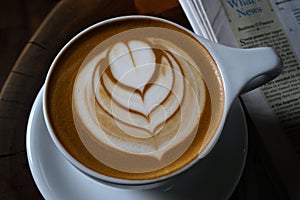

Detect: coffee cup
[43, 15, 282, 189]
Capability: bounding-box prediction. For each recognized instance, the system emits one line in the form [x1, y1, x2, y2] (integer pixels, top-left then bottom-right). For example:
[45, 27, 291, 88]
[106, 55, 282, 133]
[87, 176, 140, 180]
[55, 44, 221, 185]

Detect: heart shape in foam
[95, 50, 184, 136]
[102, 56, 174, 117]
[108, 41, 156, 92]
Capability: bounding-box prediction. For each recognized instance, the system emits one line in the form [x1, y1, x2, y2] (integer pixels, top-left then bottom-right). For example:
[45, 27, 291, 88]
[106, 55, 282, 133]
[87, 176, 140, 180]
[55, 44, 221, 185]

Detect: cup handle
[200, 39, 283, 103]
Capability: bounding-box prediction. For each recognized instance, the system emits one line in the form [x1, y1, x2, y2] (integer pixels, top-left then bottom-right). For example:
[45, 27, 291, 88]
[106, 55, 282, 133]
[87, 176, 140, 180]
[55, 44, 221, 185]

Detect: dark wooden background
[0, 0, 299, 199]
[0, 0, 56, 90]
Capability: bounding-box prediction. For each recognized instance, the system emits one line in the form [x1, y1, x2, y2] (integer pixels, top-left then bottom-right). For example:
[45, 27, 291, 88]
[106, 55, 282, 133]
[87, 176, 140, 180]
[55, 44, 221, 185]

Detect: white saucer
[27, 87, 247, 200]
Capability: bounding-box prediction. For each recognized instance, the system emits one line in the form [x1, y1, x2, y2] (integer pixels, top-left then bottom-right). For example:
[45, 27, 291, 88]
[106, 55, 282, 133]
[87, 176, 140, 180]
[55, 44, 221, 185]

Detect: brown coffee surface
[45, 17, 224, 180]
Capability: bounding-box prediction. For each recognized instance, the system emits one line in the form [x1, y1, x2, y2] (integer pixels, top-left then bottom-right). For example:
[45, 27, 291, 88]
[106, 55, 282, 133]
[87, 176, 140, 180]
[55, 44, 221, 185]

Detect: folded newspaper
[179, 0, 300, 198]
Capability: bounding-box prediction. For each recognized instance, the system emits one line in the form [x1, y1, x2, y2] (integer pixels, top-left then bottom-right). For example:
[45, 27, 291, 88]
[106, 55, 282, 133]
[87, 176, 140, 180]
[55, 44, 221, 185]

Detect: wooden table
[0, 0, 296, 199]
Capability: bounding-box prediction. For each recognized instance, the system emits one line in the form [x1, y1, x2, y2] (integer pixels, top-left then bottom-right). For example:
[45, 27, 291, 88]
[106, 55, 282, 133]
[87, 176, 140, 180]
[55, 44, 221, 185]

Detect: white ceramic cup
[43, 16, 282, 189]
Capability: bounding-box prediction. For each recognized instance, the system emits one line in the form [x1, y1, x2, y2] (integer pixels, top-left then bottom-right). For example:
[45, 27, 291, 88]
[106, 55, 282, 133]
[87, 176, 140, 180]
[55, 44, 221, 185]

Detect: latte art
[72, 27, 207, 173]
[97, 41, 184, 136]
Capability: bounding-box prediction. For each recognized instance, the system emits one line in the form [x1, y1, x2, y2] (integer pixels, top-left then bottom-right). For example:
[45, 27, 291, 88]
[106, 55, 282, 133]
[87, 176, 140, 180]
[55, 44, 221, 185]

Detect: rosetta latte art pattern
[72, 27, 206, 173]
[96, 40, 184, 138]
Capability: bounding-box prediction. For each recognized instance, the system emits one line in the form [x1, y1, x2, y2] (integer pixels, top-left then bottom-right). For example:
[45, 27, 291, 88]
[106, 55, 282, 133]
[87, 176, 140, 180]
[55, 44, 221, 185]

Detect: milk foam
[72, 27, 206, 173]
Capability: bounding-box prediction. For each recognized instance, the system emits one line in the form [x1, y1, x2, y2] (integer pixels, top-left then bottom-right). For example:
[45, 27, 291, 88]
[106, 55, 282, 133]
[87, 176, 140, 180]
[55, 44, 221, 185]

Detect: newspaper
[180, 0, 300, 155]
[179, 0, 300, 197]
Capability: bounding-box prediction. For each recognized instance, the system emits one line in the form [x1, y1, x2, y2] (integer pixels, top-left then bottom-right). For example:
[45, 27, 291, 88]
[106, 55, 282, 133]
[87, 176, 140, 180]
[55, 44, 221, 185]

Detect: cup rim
[43, 15, 227, 186]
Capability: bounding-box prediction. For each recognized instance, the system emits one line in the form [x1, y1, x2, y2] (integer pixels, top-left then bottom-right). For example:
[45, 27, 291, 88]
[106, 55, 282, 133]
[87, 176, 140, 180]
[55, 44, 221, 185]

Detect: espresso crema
[46, 18, 222, 180]
[72, 27, 206, 173]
